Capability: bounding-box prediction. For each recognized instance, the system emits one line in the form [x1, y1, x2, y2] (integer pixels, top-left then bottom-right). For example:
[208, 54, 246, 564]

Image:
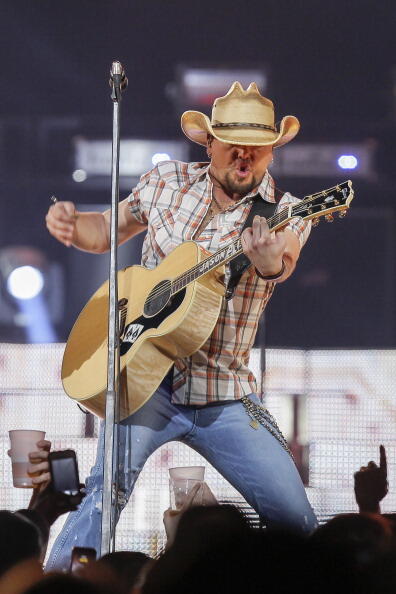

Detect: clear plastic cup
[8, 429, 45, 488]
[168, 466, 205, 509]
[169, 478, 203, 510]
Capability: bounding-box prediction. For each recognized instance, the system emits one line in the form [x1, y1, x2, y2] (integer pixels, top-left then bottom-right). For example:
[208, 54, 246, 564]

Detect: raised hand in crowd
[28, 481, 86, 528]
[163, 482, 218, 548]
[354, 444, 388, 514]
[14, 441, 84, 565]
[23, 440, 84, 525]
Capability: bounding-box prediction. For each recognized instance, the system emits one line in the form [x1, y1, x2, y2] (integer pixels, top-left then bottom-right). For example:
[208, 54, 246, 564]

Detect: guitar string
[141, 185, 348, 306]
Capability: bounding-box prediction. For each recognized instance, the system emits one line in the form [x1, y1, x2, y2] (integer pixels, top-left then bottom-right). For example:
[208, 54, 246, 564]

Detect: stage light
[7, 265, 44, 300]
[337, 155, 358, 170]
[151, 153, 171, 165]
[72, 168, 87, 182]
[0, 246, 64, 342]
[270, 143, 373, 178]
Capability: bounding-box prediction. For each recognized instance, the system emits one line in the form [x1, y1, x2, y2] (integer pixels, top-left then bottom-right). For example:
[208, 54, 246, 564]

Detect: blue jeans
[47, 377, 317, 570]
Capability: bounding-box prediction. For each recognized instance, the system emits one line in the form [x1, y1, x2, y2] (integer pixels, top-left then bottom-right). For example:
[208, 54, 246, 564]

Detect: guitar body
[61, 241, 226, 420]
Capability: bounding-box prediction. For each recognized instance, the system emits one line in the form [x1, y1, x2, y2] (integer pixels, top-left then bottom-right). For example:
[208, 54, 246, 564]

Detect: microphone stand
[101, 61, 128, 556]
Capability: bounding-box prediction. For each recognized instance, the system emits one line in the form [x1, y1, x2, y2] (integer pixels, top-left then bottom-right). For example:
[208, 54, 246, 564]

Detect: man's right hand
[45, 200, 78, 247]
[45, 196, 146, 254]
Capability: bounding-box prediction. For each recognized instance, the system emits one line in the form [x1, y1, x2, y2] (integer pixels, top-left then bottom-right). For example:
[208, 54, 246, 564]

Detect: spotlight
[337, 155, 358, 170]
[151, 153, 171, 165]
[0, 246, 64, 342]
[7, 266, 44, 300]
[72, 169, 87, 182]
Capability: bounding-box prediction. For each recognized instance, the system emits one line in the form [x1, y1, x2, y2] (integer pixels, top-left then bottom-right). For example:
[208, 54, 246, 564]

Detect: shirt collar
[255, 170, 276, 203]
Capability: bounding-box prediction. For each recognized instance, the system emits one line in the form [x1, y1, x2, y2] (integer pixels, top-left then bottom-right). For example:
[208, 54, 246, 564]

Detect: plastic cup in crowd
[8, 429, 46, 488]
[169, 466, 205, 509]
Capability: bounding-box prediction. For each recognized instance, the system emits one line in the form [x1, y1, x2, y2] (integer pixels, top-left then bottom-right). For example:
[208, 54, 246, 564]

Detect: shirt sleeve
[126, 169, 153, 225]
[277, 192, 312, 248]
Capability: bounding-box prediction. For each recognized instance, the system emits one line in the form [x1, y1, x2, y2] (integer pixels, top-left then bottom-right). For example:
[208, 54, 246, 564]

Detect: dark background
[1, 0, 396, 347]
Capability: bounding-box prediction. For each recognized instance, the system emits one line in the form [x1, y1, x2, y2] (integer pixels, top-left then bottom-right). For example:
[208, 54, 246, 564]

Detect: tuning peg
[338, 210, 347, 218]
[311, 218, 320, 227]
[325, 214, 334, 223]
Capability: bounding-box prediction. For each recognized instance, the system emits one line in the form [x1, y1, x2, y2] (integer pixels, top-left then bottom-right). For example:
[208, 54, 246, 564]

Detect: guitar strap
[226, 190, 283, 300]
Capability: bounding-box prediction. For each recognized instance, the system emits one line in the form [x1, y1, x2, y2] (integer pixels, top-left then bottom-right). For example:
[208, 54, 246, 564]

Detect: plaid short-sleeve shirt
[128, 160, 310, 405]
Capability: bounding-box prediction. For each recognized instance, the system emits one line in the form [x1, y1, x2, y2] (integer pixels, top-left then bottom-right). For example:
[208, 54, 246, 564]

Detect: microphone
[109, 61, 128, 92]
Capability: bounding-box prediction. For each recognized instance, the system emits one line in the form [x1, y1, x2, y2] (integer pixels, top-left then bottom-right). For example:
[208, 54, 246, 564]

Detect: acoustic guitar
[62, 180, 354, 420]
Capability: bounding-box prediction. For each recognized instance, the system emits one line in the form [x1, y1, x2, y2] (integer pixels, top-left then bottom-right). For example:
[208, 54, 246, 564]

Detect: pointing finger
[380, 444, 387, 475]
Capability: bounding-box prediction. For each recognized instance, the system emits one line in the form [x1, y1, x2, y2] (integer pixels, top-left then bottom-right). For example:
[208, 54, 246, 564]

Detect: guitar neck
[170, 179, 353, 295]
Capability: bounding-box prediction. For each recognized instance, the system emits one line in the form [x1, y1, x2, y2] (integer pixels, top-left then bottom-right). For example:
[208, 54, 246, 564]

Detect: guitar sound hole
[143, 279, 172, 317]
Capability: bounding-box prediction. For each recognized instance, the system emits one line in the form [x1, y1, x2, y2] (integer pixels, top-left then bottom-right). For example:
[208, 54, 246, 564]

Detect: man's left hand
[241, 215, 286, 277]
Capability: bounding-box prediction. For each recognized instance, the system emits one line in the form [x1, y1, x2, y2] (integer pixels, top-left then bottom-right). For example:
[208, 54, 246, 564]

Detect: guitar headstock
[296, 180, 354, 226]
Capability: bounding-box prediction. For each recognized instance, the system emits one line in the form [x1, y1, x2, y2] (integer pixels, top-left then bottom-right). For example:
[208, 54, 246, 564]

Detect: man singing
[45, 81, 317, 568]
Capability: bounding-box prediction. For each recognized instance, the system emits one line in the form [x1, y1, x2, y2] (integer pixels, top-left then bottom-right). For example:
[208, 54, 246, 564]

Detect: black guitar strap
[225, 191, 283, 300]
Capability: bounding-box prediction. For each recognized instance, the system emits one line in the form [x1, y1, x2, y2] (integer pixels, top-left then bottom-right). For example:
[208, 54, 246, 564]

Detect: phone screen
[70, 546, 96, 573]
[49, 451, 79, 495]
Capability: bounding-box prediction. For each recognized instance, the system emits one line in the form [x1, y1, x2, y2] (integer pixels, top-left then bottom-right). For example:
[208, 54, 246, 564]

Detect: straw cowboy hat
[181, 81, 299, 148]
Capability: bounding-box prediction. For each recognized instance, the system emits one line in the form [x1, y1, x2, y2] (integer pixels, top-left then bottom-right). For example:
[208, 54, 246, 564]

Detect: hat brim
[181, 111, 300, 148]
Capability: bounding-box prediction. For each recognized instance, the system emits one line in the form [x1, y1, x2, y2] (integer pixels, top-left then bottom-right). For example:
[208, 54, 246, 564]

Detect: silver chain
[240, 395, 293, 458]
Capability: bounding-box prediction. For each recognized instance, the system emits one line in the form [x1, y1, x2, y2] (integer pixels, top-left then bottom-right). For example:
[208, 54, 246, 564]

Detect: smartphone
[48, 449, 80, 495]
[70, 546, 96, 573]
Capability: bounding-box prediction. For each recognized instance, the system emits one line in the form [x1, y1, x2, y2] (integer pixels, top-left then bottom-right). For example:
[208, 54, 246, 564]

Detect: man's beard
[223, 171, 260, 197]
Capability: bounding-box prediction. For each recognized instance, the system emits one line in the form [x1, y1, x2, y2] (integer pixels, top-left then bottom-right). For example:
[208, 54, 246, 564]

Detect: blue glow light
[17, 294, 57, 342]
[337, 155, 358, 170]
